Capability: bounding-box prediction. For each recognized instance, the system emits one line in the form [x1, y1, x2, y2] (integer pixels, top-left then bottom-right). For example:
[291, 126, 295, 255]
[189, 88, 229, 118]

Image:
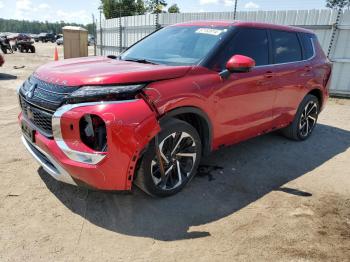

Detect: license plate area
[21, 120, 36, 143]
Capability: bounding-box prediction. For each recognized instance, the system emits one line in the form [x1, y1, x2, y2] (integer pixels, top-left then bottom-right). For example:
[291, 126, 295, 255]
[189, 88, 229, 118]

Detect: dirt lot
[0, 43, 349, 262]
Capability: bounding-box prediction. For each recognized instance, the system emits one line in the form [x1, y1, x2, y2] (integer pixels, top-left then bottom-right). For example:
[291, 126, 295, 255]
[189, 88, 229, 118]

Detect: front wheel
[135, 118, 202, 197]
[282, 94, 319, 141]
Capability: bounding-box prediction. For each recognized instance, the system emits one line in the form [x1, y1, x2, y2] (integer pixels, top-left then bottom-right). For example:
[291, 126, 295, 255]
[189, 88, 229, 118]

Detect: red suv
[18, 21, 331, 196]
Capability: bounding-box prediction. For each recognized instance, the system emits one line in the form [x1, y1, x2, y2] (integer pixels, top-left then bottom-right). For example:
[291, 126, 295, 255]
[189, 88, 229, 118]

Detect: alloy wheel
[299, 100, 318, 137]
[151, 131, 197, 190]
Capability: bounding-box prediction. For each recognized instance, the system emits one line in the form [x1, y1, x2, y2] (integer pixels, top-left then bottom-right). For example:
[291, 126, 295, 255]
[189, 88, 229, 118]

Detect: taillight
[79, 114, 107, 152]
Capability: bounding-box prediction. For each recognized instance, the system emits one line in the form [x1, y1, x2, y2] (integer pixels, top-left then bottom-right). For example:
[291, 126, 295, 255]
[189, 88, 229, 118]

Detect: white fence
[97, 9, 350, 96]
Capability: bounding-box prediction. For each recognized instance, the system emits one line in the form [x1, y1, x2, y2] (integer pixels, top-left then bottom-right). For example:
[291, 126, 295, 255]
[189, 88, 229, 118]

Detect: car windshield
[120, 25, 229, 66]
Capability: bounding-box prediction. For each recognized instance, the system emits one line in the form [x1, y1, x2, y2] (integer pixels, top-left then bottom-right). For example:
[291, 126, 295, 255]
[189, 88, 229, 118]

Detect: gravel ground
[0, 43, 349, 262]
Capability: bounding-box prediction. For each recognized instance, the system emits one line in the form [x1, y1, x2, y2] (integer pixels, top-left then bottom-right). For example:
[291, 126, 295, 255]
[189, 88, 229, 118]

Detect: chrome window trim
[254, 36, 315, 69]
[52, 99, 140, 165]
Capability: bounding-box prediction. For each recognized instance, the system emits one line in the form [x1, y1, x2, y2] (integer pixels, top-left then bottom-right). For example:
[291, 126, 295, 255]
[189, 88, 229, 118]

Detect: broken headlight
[65, 84, 146, 104]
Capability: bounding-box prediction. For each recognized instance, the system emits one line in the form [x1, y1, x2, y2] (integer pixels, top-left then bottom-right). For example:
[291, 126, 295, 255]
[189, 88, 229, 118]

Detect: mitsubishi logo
[25, 84, 36, 99]
[26, 106, 34, 121]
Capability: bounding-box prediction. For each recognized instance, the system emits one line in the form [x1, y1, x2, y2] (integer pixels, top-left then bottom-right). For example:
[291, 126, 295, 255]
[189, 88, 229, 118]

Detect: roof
[172, 20, 314, 34]
[62, 26, 87, 32]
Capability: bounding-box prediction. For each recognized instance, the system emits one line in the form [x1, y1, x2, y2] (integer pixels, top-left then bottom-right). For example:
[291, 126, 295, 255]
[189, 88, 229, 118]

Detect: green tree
[168, 4, 180, 13]
[146, 0, 167, 13]
[326, 0, 350, 9]
[136, 0, 147, 14]
[101, 0, 115, 19]
[101, 0, 147, 18]
[0, 18, 93, 34]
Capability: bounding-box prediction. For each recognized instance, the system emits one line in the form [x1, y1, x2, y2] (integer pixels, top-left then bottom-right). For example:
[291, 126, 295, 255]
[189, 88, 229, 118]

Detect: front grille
[20, 95, 53, 136]
[19, 76, 79, 137]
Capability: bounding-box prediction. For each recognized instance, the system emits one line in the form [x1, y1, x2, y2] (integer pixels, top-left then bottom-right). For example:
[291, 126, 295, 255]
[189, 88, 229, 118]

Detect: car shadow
[38, 123, 350, 241]
[0, 73, 17, 80]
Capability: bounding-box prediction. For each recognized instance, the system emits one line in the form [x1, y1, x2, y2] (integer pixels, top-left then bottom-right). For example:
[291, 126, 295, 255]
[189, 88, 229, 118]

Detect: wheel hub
[299, 100, 318, 137]
[151, 131, 197, 190]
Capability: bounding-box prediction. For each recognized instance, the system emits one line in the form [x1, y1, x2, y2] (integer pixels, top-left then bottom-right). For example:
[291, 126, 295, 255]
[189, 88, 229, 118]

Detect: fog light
[80, 114, 107, 152]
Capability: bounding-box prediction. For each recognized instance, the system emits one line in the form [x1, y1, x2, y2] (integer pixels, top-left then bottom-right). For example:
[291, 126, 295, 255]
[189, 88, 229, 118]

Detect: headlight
[65, 84, 146, 103]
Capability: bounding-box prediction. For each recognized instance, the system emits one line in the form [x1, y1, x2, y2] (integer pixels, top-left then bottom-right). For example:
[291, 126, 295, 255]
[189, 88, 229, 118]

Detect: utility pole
[92, 13, 96, 56]
[233, 0, 238, 20]
[119, 0, 123, 53]
[98, 5, 103, 56]
[155, 0, 160, 30]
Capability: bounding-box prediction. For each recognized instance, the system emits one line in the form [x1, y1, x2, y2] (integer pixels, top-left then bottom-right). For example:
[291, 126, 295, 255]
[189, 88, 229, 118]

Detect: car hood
[33, 56, 192, 86]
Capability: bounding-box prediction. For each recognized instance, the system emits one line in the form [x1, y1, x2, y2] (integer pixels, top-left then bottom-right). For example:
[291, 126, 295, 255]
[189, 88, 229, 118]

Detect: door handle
[304, 66, 312, 72]
[264, 71, 274, 78]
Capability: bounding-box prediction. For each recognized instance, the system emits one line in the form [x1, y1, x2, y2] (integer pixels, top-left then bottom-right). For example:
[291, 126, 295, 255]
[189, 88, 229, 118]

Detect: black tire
[12, 45, 17, 52]
[134, 118, 202, 197]
[1, 46, 7, 54]
[19, 46, 24, 53]
[29, 46, 35, 53]
[281, 94, 319, 141]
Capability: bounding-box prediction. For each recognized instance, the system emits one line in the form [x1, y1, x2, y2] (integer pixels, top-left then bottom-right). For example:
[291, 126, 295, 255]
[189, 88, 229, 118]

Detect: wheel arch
[307, 88, 323, 108]
[159, 106, 213, 156]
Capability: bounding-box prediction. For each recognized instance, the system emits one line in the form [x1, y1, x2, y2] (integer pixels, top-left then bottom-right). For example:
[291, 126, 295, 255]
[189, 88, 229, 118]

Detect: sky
[0, 0, 328, 25]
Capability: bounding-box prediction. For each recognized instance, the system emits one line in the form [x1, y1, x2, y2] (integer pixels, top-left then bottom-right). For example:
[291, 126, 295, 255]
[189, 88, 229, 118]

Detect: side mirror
[226, 55, 256, 73]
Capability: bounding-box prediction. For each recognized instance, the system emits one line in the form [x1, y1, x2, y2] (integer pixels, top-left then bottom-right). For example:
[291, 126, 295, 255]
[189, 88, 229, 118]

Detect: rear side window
[271, 30, 302, 63]
[214, 28, 269, 70]
[300, 33, 315, 59]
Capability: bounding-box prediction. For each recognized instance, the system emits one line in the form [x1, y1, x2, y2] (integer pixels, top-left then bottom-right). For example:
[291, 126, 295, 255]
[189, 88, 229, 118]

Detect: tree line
[0, 18, 94, 35]
[101, 0, 180, 19]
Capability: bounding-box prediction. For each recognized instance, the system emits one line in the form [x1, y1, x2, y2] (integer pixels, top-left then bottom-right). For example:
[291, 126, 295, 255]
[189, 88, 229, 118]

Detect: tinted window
[217, 28, 269, 68]
[300, 33, 314, 59]
[271, 30, 302, 63]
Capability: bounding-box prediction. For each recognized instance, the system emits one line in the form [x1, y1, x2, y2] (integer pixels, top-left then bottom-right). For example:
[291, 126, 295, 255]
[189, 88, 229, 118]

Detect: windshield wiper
[122, 58, 158, 65]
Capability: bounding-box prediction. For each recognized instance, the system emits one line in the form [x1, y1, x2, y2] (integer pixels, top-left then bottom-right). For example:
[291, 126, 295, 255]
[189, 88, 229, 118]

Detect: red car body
[18, 21, 331, 192]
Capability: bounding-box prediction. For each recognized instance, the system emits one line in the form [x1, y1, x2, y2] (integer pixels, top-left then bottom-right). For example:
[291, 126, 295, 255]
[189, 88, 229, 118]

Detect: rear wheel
[282, 94, 319, 140]
[1, 46, 7, 54]
[135, 118, 202, 197]
[29, 46, 35, 53]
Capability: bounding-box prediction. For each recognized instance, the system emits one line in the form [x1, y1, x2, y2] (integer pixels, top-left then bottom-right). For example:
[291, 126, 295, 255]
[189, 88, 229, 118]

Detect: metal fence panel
[97, 9, 350, 96]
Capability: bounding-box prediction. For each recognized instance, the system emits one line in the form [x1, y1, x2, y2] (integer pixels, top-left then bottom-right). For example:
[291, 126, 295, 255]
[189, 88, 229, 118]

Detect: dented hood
[34, 56, 192, 86]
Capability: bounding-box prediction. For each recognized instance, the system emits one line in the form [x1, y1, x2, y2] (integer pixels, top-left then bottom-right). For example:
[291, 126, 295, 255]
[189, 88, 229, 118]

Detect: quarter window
[300, 33, 314, 60]
[271, 30, 302, 63]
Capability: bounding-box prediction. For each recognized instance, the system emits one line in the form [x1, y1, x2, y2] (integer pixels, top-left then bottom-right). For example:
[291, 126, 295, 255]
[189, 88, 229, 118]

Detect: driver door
[213, 28, 277, 145]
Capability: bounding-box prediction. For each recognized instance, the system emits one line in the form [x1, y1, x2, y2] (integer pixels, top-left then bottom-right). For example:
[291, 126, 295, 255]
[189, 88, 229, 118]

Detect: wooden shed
[62, 26, 88, 59]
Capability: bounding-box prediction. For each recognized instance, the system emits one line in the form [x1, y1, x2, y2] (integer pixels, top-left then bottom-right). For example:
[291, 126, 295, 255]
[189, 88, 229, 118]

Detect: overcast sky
[0, 0, 328, 24]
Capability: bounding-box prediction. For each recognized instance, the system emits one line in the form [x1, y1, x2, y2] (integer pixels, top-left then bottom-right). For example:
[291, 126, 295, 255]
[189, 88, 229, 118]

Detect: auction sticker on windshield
[195, 28, 225, 36]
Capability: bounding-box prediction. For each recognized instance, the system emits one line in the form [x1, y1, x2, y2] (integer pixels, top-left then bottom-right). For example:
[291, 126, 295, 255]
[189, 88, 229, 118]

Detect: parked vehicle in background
[88, 35, 95, 46]
[0, 53, 4, 66]
[11, 34, 35, 53]
[37, 33, 56, 43]
[56, 37, 64, 45]
[0, 36, 13, 54]
[18, 21, 332, 197]
[33, 34, 40, 42]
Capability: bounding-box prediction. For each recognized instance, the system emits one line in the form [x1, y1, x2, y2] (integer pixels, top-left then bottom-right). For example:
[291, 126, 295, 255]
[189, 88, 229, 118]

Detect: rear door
[213, 27, 277, 145]
[269, 29, 311, 128]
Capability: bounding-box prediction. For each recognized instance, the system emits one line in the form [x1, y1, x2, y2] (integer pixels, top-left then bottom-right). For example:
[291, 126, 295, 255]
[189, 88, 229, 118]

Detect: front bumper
[19, 99, 160, 190]
[22, 135, 77, 185]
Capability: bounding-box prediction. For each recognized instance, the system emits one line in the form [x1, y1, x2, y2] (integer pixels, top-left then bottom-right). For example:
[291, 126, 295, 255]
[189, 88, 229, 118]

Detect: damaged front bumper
[19, 98, 160, 190]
